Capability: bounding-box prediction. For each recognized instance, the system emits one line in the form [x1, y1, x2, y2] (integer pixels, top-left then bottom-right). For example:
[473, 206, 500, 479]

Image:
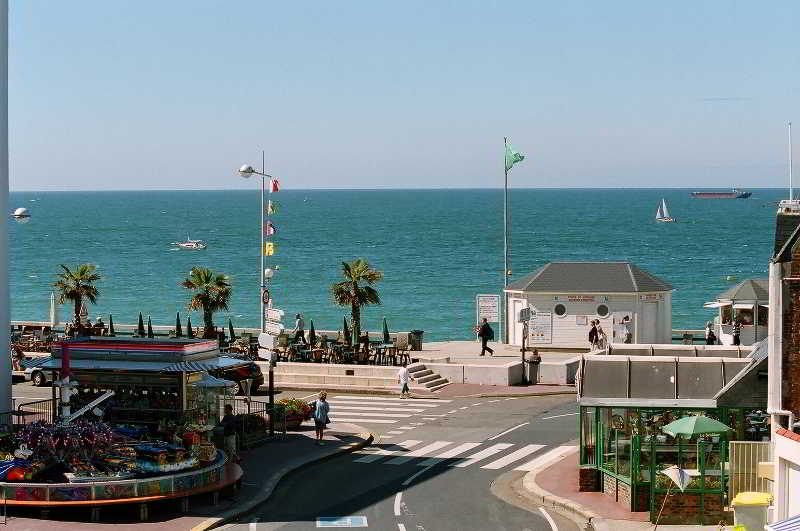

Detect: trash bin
[524, 352, 541, 384]
[409, 330, 424, 351]
[731, 492, 772, 531]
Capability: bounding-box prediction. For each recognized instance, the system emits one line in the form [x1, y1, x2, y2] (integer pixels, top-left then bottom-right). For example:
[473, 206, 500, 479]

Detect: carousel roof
[714, 278, 769, 302]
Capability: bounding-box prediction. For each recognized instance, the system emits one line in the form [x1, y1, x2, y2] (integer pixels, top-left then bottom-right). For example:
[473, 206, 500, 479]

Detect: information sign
[529, 312, 552, 344]
[266, 308, 285, 321]
[476, 294, 500, 322]
[264, 320, 284, 335]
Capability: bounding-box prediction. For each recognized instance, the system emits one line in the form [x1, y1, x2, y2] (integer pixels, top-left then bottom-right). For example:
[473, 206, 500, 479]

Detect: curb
[517, 445, 601, 528]
[191, 431, 375, 531]
[277, 385, 435, 397]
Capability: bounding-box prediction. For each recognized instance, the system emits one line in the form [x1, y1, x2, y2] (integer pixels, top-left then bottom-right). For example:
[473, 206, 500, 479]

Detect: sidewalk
[3, 422, 371, 531]
[433, 383, 576, 398]
[522, 449, 727, 531]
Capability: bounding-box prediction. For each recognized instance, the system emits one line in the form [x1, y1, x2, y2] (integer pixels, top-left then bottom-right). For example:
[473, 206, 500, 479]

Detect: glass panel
[580, 407, 596, 465]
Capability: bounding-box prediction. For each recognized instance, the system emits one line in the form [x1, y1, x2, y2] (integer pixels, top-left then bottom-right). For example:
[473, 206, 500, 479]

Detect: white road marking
[385, 441, 453, 465]
[354, 440, 422, 462]
[447, 409, 458, 413]
[401, 463, 435, 486]
[328, 403, 428, 413]
[397, 524, 407, 531]
[417, 442, 482, 466]
[388, 430, 405, 435]
[393, 492, 403, 516]
[541, 412, 579, 420]
[410, 422, 425, 425]
[328, 411, 412, 418]
[514, 446, 575, 471]
[487, 422, 530, 441]
[488, 399, 501, 403]
[422, 417, 436, 421]
[329, 417, 398, 424]
[539, 507, 558, 531]
[481, 444, 545, 470]
[334, 395, 451, 404]
[459, 406, 469, 410]
[382, 436, 393, 439]
[328, 399, 438, 409]
[471, 403, 483, 406]
[452, 443, 514, 468]
[397, 425, 415, 430]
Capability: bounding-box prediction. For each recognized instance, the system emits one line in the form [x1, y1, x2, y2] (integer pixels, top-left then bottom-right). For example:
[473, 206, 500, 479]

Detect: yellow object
[264, 242, 275, 256]
[731, 491, 772, 506]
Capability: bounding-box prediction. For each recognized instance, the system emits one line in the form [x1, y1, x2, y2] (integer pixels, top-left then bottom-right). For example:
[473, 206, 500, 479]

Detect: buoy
[725, 275, 737, 282]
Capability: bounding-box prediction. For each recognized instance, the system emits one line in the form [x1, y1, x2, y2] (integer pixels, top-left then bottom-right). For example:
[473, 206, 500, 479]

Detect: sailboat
[655, 199, 675, 223]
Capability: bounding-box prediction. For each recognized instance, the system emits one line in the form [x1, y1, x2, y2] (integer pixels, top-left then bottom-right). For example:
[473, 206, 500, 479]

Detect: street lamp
[238, 155, 278, 436]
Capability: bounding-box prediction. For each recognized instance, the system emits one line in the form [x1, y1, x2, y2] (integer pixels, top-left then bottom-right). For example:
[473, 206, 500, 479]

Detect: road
[221, 392, 579, 531]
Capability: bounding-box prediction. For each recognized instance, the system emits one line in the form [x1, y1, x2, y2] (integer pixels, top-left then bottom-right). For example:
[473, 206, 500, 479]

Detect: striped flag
[265, 221, 277, 235]
[263, 242, 276, 256]
[270, 179, 280, 192]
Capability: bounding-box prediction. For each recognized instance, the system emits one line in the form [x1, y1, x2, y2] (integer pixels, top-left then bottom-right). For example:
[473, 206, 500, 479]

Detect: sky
[8, 1, 800, 191]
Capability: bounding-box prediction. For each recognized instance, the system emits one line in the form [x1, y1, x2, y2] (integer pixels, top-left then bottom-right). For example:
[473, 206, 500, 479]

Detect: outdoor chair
[275, 334, 290, 361]
[395, 333, 410, 365]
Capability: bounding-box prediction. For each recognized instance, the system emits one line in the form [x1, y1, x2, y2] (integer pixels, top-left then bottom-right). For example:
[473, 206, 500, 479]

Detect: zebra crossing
[327, 395, 452, 428]
[353, 439, 575, 471]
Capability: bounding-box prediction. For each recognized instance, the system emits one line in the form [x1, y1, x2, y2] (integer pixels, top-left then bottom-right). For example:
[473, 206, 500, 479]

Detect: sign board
[640, 294, 661, 301]
[529, 312, 552, 344]
[476, 294, 500, 322]
[567, 295, 595, 302]
[264, 320, 284, 336]
[258, 332, 277, 348]
[265, 308, 285, 321]
[518, 307, 531, 323]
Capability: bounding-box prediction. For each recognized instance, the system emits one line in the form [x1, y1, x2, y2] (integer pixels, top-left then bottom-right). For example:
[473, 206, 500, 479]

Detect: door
[509, 298, 526, 346]
[640, 302, 658, 343]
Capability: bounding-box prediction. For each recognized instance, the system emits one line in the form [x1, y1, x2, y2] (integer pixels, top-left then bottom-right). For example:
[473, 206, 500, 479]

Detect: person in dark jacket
[731, 319, 742, 346]
[220, 404, 238, 462]
[588, 320, 598, 347]
[477, 318, 494, 356]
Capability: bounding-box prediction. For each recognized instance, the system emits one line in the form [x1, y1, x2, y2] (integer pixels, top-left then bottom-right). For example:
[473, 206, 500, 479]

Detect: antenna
[790, 121, 794, 201]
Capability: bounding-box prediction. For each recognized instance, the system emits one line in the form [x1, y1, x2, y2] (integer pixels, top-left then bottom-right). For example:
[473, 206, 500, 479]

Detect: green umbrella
[108, 314, 115, 337]
[662, 415, 732, 438]
[187, 317, 194, 339]
[308, 319, 316, 346]
[175, 312, 183, 338]
[228, 319, 236, 341]
[382, 316, 390, 344]
[137, 312, 146, 337]
[147, 316, 154, 338]
[343, 316, 351, 346]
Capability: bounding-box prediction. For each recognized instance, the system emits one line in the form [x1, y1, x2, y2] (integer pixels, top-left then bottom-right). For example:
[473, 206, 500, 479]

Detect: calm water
[8, 189, 783, 341]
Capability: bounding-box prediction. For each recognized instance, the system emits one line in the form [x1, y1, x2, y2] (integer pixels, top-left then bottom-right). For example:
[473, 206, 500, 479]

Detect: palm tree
[331, 259, 383, 344]
[181, 267, 232, 339]
[53, 264, 101, 328]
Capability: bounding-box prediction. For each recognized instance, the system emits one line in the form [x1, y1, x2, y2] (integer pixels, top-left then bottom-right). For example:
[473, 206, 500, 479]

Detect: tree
[53, 264, 101, 327]
[182, 267, 232, 339]
[331, 259, 383, 344]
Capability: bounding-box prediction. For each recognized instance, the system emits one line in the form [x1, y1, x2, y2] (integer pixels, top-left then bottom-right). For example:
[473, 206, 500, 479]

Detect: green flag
[266, 200, 280, 215]
[505, 143, 525, 172]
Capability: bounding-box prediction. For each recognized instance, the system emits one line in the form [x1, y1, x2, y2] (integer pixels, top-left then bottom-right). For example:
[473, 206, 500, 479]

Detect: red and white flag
[265, 221, 277, 235]
[270, 179, 280, 192]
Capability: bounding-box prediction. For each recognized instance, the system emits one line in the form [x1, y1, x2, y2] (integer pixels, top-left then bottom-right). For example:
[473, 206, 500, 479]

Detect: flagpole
[261, 150, 266, 334]
[503, 137, 508, 344]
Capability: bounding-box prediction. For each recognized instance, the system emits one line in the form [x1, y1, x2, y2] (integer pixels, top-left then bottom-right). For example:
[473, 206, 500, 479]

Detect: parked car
[24, 366, 54, 387]
[210, 362, 264, 395]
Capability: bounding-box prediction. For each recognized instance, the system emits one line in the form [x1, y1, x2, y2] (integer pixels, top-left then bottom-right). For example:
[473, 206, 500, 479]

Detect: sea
[8, 188, 784, 342]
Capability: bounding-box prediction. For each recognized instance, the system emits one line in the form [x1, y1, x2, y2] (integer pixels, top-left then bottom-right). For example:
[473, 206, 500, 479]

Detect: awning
[733, 303, 755, 310]
[703, 301, 731, 309]
[766, 515, 800, 531]
[160, 357, 247, 373]
[189, 374, 236, 389]
[759, 303, 769, 309]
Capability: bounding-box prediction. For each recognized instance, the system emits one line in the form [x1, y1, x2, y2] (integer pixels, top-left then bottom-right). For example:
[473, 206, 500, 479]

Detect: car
[210, 362, 264, 395]
[24, 366, 54, 387]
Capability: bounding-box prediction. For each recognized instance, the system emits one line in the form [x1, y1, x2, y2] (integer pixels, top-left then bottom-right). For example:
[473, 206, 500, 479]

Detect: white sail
[660, 199, 671, 219]
[655, 201, 665, 220]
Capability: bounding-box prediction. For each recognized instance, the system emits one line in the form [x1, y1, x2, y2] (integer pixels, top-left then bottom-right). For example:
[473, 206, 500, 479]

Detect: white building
[704, 278, 769, 346]
[503, 262, 672, 348]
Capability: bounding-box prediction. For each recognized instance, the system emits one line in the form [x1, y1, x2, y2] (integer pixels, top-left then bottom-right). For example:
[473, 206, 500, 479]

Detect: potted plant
[278, 398, 312, 429]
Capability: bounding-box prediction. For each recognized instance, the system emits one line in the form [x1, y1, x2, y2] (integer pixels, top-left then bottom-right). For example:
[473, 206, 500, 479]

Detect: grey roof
[713, 339, 768, 407]
[506, 262, 672, 293]
[773, 212, 800, 259]
[715, 278, 769, 301]
[23, 356, 247, 373]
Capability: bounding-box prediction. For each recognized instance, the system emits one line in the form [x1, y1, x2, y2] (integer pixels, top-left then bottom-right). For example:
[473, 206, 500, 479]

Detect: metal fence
[219, 395, 286, 448]
[16, 398, 56, 425]
[728, 441, 771, 500]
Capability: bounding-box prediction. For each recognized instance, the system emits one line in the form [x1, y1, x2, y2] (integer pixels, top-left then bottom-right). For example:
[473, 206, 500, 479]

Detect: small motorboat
[172, 236, 207, 250]
[11, 207, 30, 218]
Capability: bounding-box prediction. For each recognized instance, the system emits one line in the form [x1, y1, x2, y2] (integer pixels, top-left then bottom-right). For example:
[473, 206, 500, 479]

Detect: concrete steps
[261, 361, 449, 392]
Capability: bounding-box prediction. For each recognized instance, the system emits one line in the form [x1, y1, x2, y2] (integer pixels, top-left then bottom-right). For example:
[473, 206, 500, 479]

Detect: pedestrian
[313, 391, 330, 445]
[220, 404, 238, 462]
[621, 316, 632, 344]
[732, 319, 741, 346]
[477, 318, 494, 356]
[397, 361, 414, 398]
[291, 313, 306, 345]
[596, 322, 607, 349]
[704, 322, 714, 345]
[588, 320, 598, 348]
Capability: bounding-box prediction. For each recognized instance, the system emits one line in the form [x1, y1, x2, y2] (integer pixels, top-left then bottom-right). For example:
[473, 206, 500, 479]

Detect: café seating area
[276, 331, 412, 366]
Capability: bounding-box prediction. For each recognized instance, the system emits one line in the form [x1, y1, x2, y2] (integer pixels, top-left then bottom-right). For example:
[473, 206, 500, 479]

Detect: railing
[728, 441, 771, 501]
[218, 395, 286, 449]
[16, 398, 56, 425]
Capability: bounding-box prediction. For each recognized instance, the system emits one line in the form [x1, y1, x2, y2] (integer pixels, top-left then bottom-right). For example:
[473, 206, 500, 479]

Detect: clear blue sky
[8, 1, 800, 190]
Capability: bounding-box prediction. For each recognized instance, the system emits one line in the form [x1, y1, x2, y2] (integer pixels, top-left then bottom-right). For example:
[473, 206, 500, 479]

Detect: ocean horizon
[9, 188, 784, 341]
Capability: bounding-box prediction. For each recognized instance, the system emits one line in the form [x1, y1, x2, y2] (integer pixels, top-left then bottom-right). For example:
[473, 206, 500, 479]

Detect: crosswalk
[327, 395, 452, 428]
[353, 440, 575, 471]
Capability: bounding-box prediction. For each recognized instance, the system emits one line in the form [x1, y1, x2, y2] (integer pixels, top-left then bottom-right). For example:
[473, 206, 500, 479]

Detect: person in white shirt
[292, 313, 306, 345]
[397, 362, 413, 398]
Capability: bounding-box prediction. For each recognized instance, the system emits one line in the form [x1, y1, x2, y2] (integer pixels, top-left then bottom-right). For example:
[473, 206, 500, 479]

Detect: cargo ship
[691, 189, 752, 199]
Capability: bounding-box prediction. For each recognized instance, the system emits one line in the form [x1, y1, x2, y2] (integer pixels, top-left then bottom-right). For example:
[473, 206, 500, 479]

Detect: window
[554, 303, 567, 317]
[596, 304, 609, 317]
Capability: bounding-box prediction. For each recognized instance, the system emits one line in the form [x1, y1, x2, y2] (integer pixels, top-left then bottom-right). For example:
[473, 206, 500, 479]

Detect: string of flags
[264, 181, 279, 256]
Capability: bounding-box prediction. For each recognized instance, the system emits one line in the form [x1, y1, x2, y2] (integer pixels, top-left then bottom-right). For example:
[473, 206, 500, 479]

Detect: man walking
[477, 318, 494, 356]
[732, 319, 742, 346]
[220, 404, 238, 462]
[588, 320, 598, 348]
[397, 362, 413, 398]
[291, 313, 306, 345]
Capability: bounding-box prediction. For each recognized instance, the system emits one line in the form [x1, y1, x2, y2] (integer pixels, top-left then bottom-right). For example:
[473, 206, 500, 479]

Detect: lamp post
[238, 155, 278, 436]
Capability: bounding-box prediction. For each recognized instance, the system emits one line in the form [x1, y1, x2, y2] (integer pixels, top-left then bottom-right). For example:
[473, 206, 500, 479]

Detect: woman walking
[313, 391, 330, 445]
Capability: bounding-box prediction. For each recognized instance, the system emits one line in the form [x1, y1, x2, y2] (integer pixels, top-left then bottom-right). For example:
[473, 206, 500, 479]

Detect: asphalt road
[221, 393, 580, 531]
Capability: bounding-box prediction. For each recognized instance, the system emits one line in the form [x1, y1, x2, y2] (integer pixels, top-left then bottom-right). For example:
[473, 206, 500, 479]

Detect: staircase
[263, 361, 449, 393]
